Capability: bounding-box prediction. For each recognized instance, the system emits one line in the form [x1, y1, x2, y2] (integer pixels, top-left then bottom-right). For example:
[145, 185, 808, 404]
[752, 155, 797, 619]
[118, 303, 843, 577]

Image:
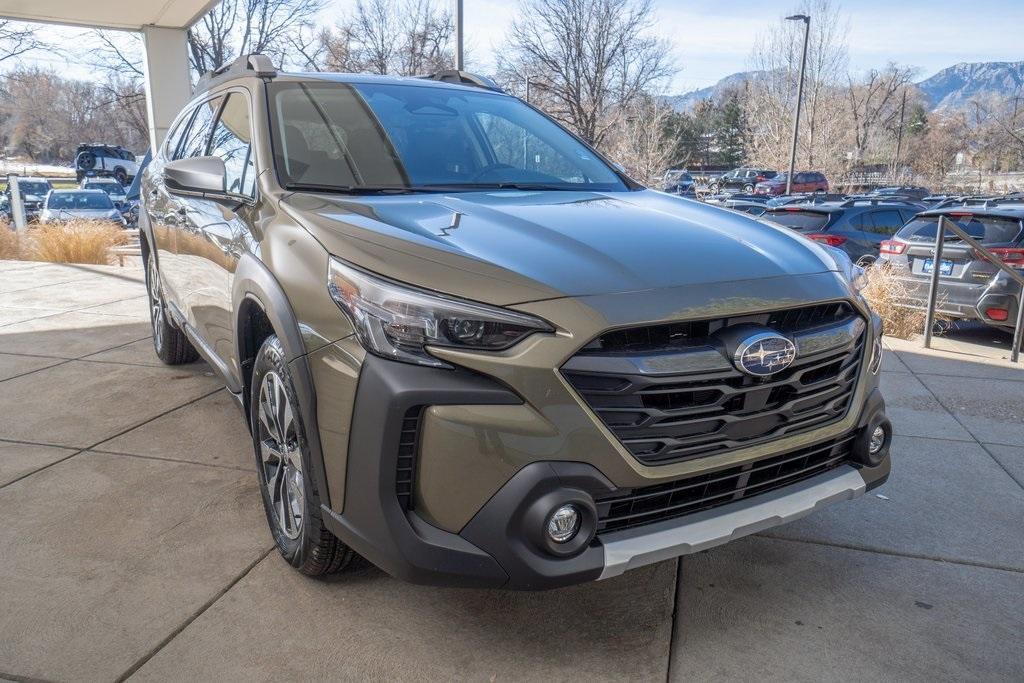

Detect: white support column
[141, 25, 191, 153]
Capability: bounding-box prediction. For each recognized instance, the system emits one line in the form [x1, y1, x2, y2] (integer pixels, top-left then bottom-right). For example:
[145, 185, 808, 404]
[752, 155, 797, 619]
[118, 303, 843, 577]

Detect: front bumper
[320, 353, 891, 590]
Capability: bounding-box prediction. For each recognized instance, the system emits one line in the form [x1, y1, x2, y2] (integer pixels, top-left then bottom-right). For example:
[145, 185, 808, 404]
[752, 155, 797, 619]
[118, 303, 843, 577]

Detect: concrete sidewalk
[1, 260, 1021, 682]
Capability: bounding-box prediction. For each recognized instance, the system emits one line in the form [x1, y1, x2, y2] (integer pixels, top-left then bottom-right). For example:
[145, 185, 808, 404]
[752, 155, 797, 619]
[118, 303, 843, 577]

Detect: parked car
[75, 144, 140, 185]
[120, 150, 151, 228]
[755, 171, 829, 196]
[661, 169, 695, 195]
[4, 177, 53, 221]
[766, 192, 847, 208]
[81, 177, 128, 208]
[761, 198, 921, 264]
[868, 186, 930, 201]
[710, 168, 778, 193]
[722, 199, 769, 217]
[39, 189, 125, 225]
[878, 205, 1024, 330]
[141, 55, 891, 589]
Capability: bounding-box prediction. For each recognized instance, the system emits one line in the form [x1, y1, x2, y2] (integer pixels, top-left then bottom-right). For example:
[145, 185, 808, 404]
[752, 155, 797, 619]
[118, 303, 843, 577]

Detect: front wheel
[114, 168, 128, 185]
[146, 252, 199, 365]
[251, 336, 357, 576]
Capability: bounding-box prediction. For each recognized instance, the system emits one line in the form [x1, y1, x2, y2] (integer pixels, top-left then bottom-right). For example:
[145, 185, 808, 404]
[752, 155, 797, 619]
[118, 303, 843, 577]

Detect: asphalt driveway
[1, 259, 1022, 682]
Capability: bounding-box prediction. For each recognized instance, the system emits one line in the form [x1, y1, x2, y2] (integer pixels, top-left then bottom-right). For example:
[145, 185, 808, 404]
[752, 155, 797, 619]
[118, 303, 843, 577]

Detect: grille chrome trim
[563, 303, 866, 466]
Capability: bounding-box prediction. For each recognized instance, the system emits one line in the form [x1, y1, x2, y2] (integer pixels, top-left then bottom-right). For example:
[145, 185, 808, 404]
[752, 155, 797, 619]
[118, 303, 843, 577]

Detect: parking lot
[1, 258, 1022, 682]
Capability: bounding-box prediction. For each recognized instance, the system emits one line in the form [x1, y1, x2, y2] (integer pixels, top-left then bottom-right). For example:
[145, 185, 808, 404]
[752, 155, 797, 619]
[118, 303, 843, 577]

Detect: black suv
[878, 205, 1024, 330]
[761, 199, 922, 265]
[710, 168, 777, 194]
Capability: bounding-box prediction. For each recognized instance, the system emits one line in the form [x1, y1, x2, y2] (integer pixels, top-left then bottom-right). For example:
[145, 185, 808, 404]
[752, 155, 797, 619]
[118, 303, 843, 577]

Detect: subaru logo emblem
[734, 332, 797, 376]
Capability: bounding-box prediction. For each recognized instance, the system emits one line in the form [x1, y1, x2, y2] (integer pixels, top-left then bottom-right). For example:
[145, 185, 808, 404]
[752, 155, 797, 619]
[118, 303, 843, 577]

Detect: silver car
[39, 189, 125, 225]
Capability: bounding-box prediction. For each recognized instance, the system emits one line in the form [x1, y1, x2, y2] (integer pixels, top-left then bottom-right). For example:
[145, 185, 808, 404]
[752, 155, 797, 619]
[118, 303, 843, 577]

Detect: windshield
[84, 182, 124, 195]
[267, 81, 627, 192]
[19, 181, 50, 195]
[897, 215, 1022, 244]
[46, 192, 113, 210]
[763, 209, 830, 230]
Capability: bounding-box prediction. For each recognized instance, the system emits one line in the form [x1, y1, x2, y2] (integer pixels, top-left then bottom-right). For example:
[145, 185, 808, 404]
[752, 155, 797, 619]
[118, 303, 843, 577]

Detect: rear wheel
[114, 167, 128, 186]
[743, 183, 754, 193]
[252, 336, 357, 576]
[145, 251, 198, 365]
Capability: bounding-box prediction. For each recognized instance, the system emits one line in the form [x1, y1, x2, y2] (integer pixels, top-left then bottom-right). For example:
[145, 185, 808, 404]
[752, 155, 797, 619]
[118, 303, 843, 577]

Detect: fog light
[546, 504, 581, 543]
[869, 425, 886, 455]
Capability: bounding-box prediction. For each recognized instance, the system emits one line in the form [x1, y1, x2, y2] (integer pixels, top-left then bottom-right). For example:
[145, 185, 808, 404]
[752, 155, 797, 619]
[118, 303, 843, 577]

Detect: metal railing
[922, 215, 1024, 363]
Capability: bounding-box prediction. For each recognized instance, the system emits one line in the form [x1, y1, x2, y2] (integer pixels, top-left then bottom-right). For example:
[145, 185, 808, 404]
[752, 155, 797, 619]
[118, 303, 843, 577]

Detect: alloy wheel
[147, 256, 164, 353]
[257, 371, 304, 540]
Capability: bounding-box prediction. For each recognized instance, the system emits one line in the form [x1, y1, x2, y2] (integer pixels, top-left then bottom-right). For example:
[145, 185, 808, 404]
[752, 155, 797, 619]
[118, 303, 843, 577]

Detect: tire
[114, 168, 128, 186]
[743, 184, 754, 193]
[77, 151, 96, 171]
[251, 336, 357, 576]
[145, 251, 199, 365]
[709, 183, 720, 193]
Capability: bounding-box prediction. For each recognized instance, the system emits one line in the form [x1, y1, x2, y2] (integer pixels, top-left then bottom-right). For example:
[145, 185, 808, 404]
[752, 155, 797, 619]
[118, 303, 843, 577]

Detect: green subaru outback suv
[140, 55, 891, 589]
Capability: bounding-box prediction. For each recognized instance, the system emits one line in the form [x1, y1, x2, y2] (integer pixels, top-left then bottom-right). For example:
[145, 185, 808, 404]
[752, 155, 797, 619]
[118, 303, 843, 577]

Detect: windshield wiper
[284, 182, 422, 195]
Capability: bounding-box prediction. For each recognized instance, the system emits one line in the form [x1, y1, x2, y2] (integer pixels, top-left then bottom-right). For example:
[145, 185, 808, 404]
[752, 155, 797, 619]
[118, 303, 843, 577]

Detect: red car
[754, 171, 829, 196]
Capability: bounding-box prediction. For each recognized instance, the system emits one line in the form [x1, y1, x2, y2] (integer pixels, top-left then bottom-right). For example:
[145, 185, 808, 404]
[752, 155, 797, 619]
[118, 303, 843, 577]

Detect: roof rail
[417, 70, 504, 92]
[195, 54, 276, 93]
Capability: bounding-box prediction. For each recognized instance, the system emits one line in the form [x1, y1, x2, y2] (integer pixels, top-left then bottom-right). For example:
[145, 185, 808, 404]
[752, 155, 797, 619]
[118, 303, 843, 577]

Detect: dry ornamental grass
[0, 220, 129, 265]
[860, 261, 950, 339]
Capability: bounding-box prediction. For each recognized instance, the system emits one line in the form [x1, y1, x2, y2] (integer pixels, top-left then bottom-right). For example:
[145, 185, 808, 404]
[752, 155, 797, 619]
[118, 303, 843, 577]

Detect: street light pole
[785, 14, 810, 196]
[455, 0, 465, 70]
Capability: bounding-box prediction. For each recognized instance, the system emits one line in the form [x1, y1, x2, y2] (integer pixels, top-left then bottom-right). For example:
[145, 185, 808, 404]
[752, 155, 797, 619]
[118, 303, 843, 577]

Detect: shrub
[861, 262, 949, 339]
[27, 220, 129, 265]
[0, 222, 27, 260]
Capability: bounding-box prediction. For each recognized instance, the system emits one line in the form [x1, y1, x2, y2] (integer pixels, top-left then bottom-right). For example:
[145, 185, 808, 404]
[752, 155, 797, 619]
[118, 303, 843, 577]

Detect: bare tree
[846, 63, 917, 163]
[970, 91, 1024, 168]
[499, 0, 672, 146]
[312, 0, 454, 75]
[603, 95, 678, 182]
[0, 20, 44, 65]
[744, 0, 849, 175]
[187, 0, 326, 73]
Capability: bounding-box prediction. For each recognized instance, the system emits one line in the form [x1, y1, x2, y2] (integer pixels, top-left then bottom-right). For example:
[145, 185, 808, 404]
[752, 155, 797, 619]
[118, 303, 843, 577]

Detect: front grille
[563, 303, 864, 465]
[596, 433, 856, 534]
[395, 406, 423, 511]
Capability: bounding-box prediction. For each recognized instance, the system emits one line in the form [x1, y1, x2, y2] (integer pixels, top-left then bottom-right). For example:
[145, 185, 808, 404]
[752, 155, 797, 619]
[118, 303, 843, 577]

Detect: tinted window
[897, 215, 1023, 244]
[268, 82, 625, 191]
[18, 181, 51, 195]
[208, 93, 256, 196]
[176, 96, 223, 160]
[764, 209, 830, 230]
[863, 210, 904, 235]
[47, 192, 113, 210]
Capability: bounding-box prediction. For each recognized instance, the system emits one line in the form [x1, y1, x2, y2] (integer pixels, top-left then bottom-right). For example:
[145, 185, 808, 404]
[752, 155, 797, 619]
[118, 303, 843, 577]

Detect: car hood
[284, 189, 839, 305]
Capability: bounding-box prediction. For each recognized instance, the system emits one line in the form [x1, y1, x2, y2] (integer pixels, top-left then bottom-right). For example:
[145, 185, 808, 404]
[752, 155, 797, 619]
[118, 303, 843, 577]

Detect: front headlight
[824, 246, 867, 294]
[328, 257, 553, 368]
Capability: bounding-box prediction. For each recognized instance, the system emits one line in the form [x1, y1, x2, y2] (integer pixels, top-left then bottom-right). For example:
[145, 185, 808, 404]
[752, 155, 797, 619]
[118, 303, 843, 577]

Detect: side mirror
[164, 156, 226, 197]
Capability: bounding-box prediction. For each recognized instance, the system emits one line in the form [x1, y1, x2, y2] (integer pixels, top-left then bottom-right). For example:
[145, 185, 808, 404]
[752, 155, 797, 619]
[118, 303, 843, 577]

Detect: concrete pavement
[1, 260, 1021, 682]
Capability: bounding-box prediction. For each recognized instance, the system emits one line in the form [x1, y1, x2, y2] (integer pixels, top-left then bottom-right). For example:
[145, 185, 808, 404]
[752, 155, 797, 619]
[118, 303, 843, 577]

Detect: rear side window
[764, 209, 830, 230]
[176, 96, 223, 160]
[897, 215, 1023, 244]
[207, 93, 256, 197]
[861, 209, 905, 235]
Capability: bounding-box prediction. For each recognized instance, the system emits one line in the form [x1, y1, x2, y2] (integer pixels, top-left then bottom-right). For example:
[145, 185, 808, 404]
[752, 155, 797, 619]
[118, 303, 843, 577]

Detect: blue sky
[18, 0, 1024, 94]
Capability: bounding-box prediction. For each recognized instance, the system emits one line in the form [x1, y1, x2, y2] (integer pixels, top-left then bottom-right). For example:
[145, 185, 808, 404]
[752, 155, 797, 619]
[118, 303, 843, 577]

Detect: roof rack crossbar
[195, 54, 276, 93]
[416, 70, 504, 92]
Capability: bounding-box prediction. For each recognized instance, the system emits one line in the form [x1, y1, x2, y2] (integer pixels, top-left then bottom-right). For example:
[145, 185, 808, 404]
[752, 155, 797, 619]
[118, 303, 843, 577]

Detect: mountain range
[665, 61, 1024, 112]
